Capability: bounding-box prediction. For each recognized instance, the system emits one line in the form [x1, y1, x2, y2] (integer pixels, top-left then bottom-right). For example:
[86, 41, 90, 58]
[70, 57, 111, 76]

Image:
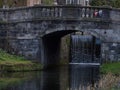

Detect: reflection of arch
[69, 65, 100, 90]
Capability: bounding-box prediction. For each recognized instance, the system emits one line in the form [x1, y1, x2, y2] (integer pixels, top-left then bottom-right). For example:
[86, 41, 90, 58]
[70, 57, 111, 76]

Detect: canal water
[0, 65, 119, 90]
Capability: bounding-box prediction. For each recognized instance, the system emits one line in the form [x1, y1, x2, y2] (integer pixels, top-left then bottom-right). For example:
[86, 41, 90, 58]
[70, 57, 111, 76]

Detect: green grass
[101, 62, 120, 75]
[0, 49, 43, 72]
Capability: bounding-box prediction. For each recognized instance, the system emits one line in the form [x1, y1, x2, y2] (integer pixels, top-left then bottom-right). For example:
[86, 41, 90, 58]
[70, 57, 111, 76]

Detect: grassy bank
[101, 62, 120, 75]
[0, 49, 43, 72]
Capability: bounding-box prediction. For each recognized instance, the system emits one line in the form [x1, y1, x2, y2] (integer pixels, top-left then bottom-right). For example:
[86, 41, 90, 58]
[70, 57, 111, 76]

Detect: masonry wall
[0, 6, 120, 63]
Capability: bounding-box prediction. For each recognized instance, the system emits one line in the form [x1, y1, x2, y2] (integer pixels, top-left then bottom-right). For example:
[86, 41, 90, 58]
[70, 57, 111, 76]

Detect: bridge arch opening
[40, 30, 101, 67]
[41, 30, 77, 66]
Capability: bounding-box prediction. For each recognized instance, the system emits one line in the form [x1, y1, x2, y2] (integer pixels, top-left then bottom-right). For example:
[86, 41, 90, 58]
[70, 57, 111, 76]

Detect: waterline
[69, 63, 100, 66]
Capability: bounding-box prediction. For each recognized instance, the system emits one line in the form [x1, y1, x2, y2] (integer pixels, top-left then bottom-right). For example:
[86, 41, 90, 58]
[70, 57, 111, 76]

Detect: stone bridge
[0, 5, 120, 66]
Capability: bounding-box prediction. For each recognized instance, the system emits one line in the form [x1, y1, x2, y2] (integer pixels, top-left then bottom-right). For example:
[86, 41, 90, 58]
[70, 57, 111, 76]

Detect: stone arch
[40, 28, 103, 67]
[42, 28, 105, 41]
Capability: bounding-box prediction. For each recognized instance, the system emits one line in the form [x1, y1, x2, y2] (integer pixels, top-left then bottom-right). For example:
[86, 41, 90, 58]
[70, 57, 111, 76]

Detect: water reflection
[40, 69, 60, 90]
[2, 69, 62, 90]
[1, 65, 118, 90]
[69, 65, 100, 90]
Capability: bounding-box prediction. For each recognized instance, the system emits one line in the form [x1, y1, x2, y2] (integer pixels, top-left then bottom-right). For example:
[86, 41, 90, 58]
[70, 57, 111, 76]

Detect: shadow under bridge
[40, 30, 77, 67]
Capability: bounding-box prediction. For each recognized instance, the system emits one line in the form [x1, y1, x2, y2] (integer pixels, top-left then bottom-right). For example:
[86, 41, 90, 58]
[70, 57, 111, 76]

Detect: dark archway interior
[42, 30, 76, 66]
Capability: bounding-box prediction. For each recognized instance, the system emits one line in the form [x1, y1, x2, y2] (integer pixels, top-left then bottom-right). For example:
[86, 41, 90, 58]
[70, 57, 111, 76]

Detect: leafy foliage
[0, 0, 26, 8]
[110, 0, 120, 8]
[90, 0, 120, 8]
[42, 0, 54, 5]
[0, 0, 3, 8]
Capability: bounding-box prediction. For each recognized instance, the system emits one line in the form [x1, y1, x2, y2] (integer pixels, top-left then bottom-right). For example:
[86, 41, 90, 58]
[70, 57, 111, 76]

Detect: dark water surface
[0, 65, 119, 90]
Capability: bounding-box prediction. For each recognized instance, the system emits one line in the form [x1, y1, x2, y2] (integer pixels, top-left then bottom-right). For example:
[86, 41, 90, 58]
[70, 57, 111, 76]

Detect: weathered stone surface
[0, 6, 120, 66]
[101, 43, 120, 62]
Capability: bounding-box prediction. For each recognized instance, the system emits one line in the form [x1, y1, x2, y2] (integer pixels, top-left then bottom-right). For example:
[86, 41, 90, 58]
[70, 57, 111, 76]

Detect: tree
[111, 0, 120, 8]
[0, 0, 27, 8]
[90, 0, 120, 8]
[0, 0, 4, 8]
[42, 0, 54, 5]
